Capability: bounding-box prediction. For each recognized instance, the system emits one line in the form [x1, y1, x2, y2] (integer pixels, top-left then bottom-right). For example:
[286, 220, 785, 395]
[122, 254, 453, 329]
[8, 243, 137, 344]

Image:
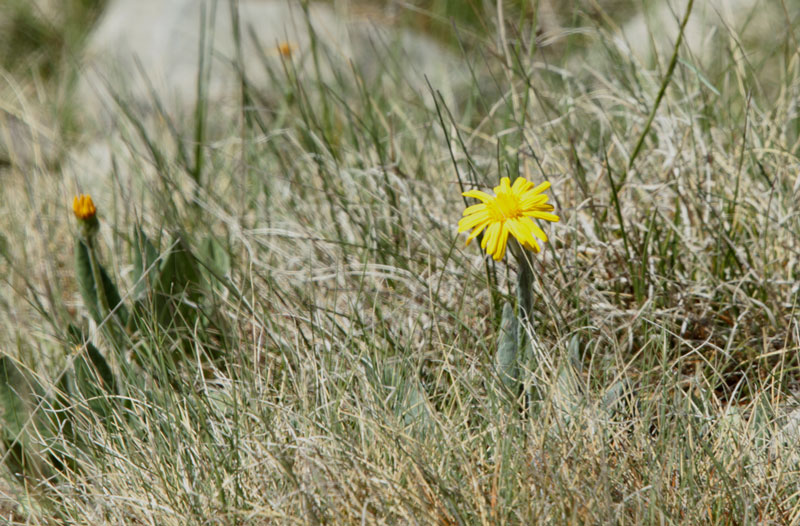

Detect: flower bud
[73, 194, 99, 238]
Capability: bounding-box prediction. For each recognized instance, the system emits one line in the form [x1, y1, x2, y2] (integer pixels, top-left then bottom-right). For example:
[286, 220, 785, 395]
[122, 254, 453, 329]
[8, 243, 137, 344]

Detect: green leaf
[0, 356, 32, 440]
[131, 226, 159, 299]
[74, 238, 128, 326]
[99, 258, 127, 326]
[567, 335, 581, 367]
[0, 355, 50, 479]
[74, 341, 117, 419]
[402, 381, 431, 430]
[495, 301, 519, 391]
[678, 57, 720, 96]
[77, 339, 116, 388]
[53, 370, 76, 442]
[154, 235, 204, 327]
[75, 238, 101, 323]
[380, 364, 432, 434]
[601, 378, 633, 418]
[157, 236, 203, 295]
[86, 341, 116, 393]
[553, 360, 583, 423]
[63, 325, 118, 423]
[199, 235, 230, 282]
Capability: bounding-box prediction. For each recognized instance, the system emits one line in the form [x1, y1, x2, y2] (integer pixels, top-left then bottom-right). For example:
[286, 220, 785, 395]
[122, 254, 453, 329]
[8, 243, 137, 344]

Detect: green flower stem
[85, 236, 126, 354]
[512, 242, 540, 405]
[85, 237, 109, 317]
[516, 251, 534, 334]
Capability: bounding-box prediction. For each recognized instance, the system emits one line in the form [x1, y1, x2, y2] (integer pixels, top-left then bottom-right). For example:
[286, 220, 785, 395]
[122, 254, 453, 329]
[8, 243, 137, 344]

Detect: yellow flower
[73, 194, 97, 220]
[458, 177, 559, 261]
[277, 42, 295, 57]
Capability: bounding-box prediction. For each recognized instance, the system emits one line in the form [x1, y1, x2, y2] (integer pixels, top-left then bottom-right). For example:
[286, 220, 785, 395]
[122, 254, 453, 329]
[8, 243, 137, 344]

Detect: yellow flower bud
[277, 42, 294, 57]
[73, 194, 97, 220]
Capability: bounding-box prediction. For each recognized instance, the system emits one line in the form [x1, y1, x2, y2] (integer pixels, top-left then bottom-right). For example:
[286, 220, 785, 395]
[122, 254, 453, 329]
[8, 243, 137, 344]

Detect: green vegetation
[0, 0, 105, 77]
[1, 1, 799, 523]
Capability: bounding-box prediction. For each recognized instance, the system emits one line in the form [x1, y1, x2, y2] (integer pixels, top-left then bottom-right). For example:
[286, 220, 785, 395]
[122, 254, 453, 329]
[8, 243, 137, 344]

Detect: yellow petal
[463, 189, 493, 202]
[462, 203, 487, 216]
[482, 222, 500, 254]
[525, 239, 542, 252]
[508, 219, 541, 252]
[512, 177, 533, 193]
[520, 194, 548, 209]
[458, 210, 490, 232]
[527, 219, 548, 242]
[530, 181, 551, 195]
[459, 176, 556, 259]
[507, 219, 532, 247]
[493, 177, 512, 195]
[494, 223, 510, 260]
[480, 222, 492, 249]
[525, 211, 560, 222]
[465, 220, 489, 245]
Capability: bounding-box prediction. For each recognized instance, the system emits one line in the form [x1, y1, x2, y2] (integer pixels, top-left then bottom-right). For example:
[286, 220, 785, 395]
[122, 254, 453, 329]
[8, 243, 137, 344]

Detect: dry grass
[1, 0, 799, 524]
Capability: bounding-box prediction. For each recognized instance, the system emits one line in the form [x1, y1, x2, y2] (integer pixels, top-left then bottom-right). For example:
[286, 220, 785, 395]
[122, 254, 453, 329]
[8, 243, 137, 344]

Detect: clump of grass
[1, 1, 799, 524]
[0, 0, 107, 165]
[0, 0, 106, 78]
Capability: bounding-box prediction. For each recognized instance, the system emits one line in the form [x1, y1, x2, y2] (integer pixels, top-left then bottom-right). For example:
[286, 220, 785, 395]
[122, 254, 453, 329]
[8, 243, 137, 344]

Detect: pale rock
[77, 0, 465, 128]
[0, 108, 58, 167]
[616, 0, 780, 67]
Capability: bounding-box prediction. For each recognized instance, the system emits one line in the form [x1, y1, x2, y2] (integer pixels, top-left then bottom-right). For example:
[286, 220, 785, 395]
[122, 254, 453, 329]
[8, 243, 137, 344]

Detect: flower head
[73, 194, 96, 220]
[458, 177, 559, 261]
[277, 42, 295, 57]
[73, 194, 99, 238]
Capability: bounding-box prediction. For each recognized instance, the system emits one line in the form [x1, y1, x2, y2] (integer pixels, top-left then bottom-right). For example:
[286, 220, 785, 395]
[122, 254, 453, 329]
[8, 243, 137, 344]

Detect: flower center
[487, 191, 522, 222]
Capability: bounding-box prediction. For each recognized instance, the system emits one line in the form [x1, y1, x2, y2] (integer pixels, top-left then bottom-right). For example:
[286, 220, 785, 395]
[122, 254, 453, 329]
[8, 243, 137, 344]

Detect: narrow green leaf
[74, 341, 117, 419]
[0, 355, 50, 479]
[0, 356, 32, 439]
[75, 238, 101, 323]
[99, 260, 127, 326]
[65, 324, 119, 423]
[401, 381, 432, 432]
[157, 236, 203, 294]
[80, 341, 116, 393]
[131, 226, 159, 299]
[154, 236, 204, 328]
[200, 235, 231, 280]
[678, 57, 720, 96]
[602, 378, 634, 420]
[495, 301, 519, 390]
[553, 361, 583, 422]
[381, 365, 432, 434]
[75, 238, 128, 325]
[567, 335, 582, 371]
[53, 369, 76, 442]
